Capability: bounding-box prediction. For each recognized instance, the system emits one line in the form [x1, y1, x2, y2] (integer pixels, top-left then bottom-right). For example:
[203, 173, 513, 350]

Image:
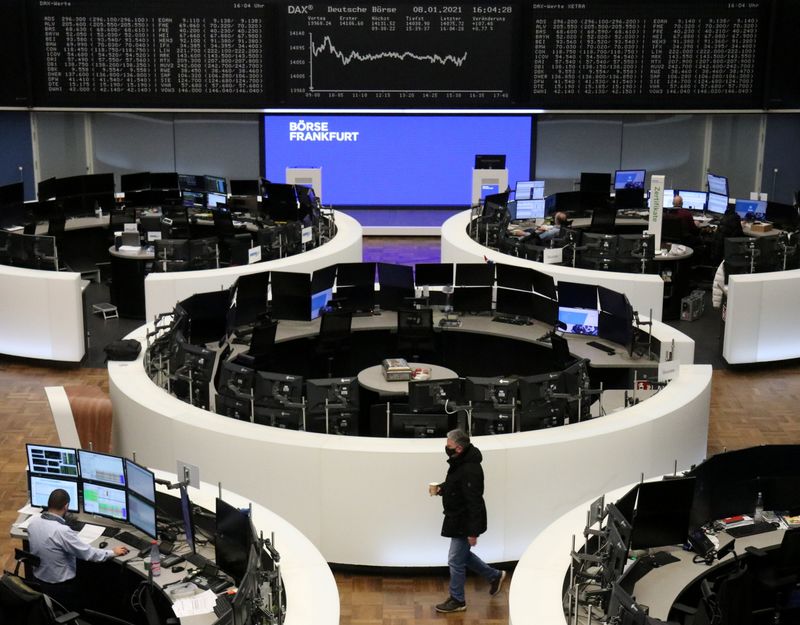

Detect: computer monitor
[407, 378, 462, 413]
[707, 172, 729, 196]
[124, 459, 155, 503]
[515, 180, 545, 200]
[305, 377, 359, 414]
[229, 179, 260, 196]
[765, 201, 799, 229]
[557, 281, 598, 309]
[207, 192, 227, 209]
[26, 444, 79, 478]
[614, 485, 639, 526]
[218, 362, 255, 398]
[205, 175, 227, 195]
[474, 154, 506, 170]
[676, 189, 707, 210]
[128, 493, 157, 538]
[455, 263, 495, 287]
[464, 376, 518, 405]
[415, 263, 454, 286]
[253, 405, 305, 430]
[270, 271, 311, 321]
[558, 306, 599, 336]
[630, 477, 696, 550]
[495, 288, 534, 319]
[78, 449, 125, 487]
[614, 188, 645, 209]
[532, 293, 559, 326]
[735, 198, 767, 220]
[377, 263, 415, 310]
[215, 498, 255, 583]
[514, 199, 546, 219]
[253, 371, 304, 408]
[82, 481, 128, 521]
[706, 192, 729, 216]
[337, 262, 376, 287]
[262, 182, 299, 221]
[120, 172, 152, 193]
[179, 484, 196, 553]
[150, 172, 180, 190]
[452, 287, 493, 313]
[215, 394, 253, 422]
[0, 181, 24, 206]
[601, 523, 630, 588]
[614, 170, 645, 190]
[28, 474, 80, 512]
[650, 188, 677, 209]
[390, 412, 451, 438]
[580, 172, 611, 194]
[516, 372, 564, 429]
[598, 286, 629, 317]
[311, 265, 336, 319]
[495, 264, 534, 291]
[480, 184, 499, 201]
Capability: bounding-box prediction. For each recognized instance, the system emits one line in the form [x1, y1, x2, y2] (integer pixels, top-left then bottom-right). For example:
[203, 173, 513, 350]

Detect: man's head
[554, 211, 568, 226]
[47, 489, 70, 516]
[672, 195, 683, 209]
[446, 429, 470, 457]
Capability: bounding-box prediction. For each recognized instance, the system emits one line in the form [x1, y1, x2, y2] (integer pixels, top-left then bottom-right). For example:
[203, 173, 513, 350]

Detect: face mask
[445, 446, 457, 457]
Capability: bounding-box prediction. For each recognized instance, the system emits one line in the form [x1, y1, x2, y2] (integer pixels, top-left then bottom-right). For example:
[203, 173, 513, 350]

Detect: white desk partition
[144, 211, 361, 322]
[110, 314, 711, 569]
[0, 265, 85, 362]
[441, 210, 665, 321]
[723, 268, 800, 364]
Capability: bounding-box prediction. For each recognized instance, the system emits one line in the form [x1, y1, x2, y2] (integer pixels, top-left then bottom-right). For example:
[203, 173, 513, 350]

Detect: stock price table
[29, 0, 270, 107]
[529, 1, 769, 109]
[284, 3, 516, 106]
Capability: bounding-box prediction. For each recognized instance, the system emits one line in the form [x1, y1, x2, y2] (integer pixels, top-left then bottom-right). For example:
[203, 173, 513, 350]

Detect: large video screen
[263, 115, 532, 207]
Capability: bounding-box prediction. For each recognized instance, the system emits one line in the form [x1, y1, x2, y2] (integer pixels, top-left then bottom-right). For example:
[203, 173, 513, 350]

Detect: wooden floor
[1, 236, 799, 624]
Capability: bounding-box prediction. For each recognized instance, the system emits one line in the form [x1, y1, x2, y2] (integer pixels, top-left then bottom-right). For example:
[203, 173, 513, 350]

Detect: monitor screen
[676, 190, 707, 210]
[580, 172, 611, 194]
[264, 115, 531, 207]
[496, 264, 534, 291]
[475, 154, 507, 169]
[480, 184, 499, 200]
[495, 288, 534, 318]
[229, 179, 260, 196]
[614, 170, 646, 190]
[415, 263, 453, 287]
[514, 199, 545, 219]
[337, 262, 376, 287]
[557, 281, 598, 309]
[515, 180, 545, 200]
[735, 198, 766, 219]
[630, 477, 696, 550]
[254, 372, 304, 407]
[205, 175, 227, 195]
[707, 172, 729, 196]
[452, 287, 492, 313]
[0, 181, 24, 206]
[532, 270, 557, 300]
[78, 450, 125, 487]
[558, 307, 599, 336]
[27, 444, 79, 478]
[305, 377, 359, 414]
[124, 459, 155, 503]
[82, 481, 128, 521]
[270, 271, 311, 321]
[215, 498, 255, 583]
[207, 192, 227, 208]
[128, 493, 157, 538]
[390, 412, 450, 438]
[28, 474, 80, 512]
[180, 485, 196, 553]
[706, 192, 729, 215]
[455, 263, 494, 287]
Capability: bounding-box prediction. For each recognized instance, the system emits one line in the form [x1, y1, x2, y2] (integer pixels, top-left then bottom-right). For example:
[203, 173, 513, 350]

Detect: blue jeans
[448, 537, 501, 603]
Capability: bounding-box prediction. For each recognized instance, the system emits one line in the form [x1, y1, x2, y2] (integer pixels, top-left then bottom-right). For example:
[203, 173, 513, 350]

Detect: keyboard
[587, 341, 616, 355]
[725, 521, 778, 539]
[493, 315, 530, 326]
[214, 594, 233, 618]
[66, 518, 85, 532]
[184, 551, 214, 570]
[114, 531, 152, 551]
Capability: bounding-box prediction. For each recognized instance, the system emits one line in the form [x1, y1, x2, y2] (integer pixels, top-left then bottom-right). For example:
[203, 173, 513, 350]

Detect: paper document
[171, 589, 218, 617]
[18, 504, 41, 515]
[14, 513, 40, 530]
[79, 524, 106, 544]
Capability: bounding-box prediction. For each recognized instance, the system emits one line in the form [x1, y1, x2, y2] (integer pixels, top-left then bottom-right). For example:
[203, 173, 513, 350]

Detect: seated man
[510, 211, 568, 242]
[27, 489, 128, 611]
[667, 195, 701, 237]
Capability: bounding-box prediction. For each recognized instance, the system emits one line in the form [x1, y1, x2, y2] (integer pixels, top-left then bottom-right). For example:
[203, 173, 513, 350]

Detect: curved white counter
[144, 211, 362, 321]
[152, 469, 339, 625]
[0, 264, 85, 362]
[110, 311, 711, 568]
[441, 211, 666, 321]
[723, 268, 800, 364]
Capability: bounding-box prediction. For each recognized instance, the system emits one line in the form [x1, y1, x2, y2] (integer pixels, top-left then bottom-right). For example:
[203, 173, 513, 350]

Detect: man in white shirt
[27, 489, 128, 610]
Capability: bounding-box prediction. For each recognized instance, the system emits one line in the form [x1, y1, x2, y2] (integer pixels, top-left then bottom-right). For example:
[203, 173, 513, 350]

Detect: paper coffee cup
[428, 482, 439, 496]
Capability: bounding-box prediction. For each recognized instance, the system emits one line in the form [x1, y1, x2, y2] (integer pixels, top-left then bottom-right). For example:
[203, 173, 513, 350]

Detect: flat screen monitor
[78, 449, 125, 487]
[205, 175, 227, 195]
[706, 192, 729, 216]
[407, 378, 462, 413]
[464, 376, 518, 405]
[532, 270, 557, 300]
[598, 286, 630, 317]
[707, 172, 729, 196]
[452, 287, 492, 313]
[229, 179, 260, 196]
[532, 293, 559, 326]
[28, 474, 80, 512]
[496, 264, 534, 291]
[270, 271, 311, 321]
[120, 172, 151, 192]
[474, 154, 506, 170]
[495, 287, 533, 318]
[83, 173, 115, 195]
[515, 180, 544, 200]
[514, 199, 546, 219]
[337, 262, 376, 287]
[599, 311, 633, 350]
[455, 263, 494, 287]
[215, 498, 254, 583]
[614, 187, 645, 209]
[262, 182, 299, 221]
[735, 198, 767, 219]
[630, 477, 696, 550]
[207, 192, 227, 208]
[390, 412, 451, 438]
[676, 190, 707, 210]
[38, 177, 57, 201]
[415, 263, 453, 286]
[26, 444, 79, 478]
[82, 481, 128, 521]
[614, 170, 646, 190]
[218, 362, 255, 398]
[253, 372, 304, 407]
[580, 172, 611, 194]
[480, 184, 499, 200]
[179, 485, 196, 553]
[377, 262, 415, 310]
[649, 188, 676, 209]
[128, 493, 157, 538]
[557, 281, 598, 309]
[150, 173, 180, 190]
[305, 377, 359, 414]
[124, 459, 155, 503]
[310, 265, 336, 319]
[558, 307, 599, 336]
[0, 181, 24, 206]
[215, 394, 253, 421]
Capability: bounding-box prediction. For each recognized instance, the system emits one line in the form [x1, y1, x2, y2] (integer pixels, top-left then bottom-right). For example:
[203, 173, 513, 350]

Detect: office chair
[589, 206, 617, 234]
[233, 319, 278, 370]
[23, 222, 37, 235]
[315, 310, 353, 377]
[746, 527, 800, 623]
[396, 309, 436, 361]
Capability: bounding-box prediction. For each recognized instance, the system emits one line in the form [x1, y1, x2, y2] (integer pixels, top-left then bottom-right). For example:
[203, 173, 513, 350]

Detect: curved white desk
[723, 267, 800, 364]
[0, 264, 85, 362]
[441, 211, 666, 321]
[110, 303, 710, 568]
[144, 211, 362, 321]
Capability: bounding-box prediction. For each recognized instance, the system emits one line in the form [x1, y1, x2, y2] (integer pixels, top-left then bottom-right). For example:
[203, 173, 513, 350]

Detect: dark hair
[47, 489, 70, 511]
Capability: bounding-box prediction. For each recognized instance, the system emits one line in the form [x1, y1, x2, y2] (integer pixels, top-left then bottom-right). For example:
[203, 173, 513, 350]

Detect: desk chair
[590, 207, 617, 234]
[233, 319, 278, 370]
[396, 309, 436, 361]
[746, 527, 800, 623]
[315, 310, 352, 377]
[23, 222, 37, 235]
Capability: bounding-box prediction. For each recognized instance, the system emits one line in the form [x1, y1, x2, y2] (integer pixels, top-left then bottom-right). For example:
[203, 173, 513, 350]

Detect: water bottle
[754, 491, 764, 522]
[150, 540, 161, 577]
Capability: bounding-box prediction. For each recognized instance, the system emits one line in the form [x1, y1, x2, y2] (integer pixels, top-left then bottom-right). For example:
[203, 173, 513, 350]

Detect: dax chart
[284, 3, 516, 105]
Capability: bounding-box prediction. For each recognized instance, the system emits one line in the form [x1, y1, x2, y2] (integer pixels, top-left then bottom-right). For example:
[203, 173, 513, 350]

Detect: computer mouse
[172, 566, 185, 573]
[99, 541, 108, 549]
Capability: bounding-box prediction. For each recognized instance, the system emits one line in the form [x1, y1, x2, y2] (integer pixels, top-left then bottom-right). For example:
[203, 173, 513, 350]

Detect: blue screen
[263, 115, 532, 206]
[735, 198, 766, 219]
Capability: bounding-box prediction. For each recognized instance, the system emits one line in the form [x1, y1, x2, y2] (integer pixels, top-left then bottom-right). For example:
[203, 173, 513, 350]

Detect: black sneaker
[435, 597, 467, 613]
[489, 570, 507, 596]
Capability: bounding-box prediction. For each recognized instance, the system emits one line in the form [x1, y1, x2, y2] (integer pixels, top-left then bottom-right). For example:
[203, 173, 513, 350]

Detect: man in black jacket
[434, 429, 506, 613]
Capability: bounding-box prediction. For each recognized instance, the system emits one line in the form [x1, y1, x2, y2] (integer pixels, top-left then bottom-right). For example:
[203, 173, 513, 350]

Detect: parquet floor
[0, 236, 798, 624]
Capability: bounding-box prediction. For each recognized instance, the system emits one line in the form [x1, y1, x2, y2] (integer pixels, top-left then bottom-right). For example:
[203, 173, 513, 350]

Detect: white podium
[286, 167, 322, 201]
[472, 168, 508, 205]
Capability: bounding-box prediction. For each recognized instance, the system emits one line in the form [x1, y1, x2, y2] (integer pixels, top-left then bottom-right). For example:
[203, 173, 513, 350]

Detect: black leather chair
[746, 527, 800, 623]
[396, 309, 436, 361]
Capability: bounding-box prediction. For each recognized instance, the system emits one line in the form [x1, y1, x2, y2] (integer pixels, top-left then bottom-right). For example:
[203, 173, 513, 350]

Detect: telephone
[688, 528, 715, 557]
